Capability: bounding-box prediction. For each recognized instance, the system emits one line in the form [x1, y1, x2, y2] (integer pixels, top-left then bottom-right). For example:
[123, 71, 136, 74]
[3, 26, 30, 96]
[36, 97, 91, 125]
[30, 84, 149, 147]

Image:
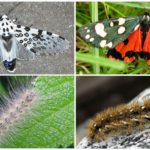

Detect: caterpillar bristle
[87, 99, 150, 142]
[0, 80, 37, 141]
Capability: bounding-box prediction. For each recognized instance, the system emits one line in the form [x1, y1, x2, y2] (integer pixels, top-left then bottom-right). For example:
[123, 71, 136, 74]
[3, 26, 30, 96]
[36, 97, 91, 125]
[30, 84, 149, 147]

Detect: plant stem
[90, 2, 100, 74]
[76, 52, 127, 71]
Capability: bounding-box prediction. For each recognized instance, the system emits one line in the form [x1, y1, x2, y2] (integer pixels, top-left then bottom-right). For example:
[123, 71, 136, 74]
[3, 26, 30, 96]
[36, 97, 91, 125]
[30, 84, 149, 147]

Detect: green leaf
[0, 76, 74, 148]
[76, 52, 127, 71]
[111, 2, 150, 9]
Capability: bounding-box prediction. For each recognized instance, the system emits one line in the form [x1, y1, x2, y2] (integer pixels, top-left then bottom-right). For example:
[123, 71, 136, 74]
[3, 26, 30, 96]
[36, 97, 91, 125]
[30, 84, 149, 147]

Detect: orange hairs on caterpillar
[87, 99, 150, 142]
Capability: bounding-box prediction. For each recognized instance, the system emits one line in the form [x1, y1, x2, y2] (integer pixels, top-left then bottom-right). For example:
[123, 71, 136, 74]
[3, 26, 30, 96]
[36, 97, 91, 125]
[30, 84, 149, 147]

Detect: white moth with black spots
[0, 14, 69, 72]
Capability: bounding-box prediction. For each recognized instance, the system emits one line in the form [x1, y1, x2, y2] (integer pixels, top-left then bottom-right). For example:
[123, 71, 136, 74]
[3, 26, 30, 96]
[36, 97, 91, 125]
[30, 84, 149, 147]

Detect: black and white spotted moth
[0, 15, 69, 72]
[79, 12, 150, 65]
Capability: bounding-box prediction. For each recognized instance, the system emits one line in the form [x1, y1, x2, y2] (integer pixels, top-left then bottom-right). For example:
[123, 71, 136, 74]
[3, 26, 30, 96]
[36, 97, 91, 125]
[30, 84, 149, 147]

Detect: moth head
[0, 15, 16, 40]
[140, 12, 150, 31]
[142, 12, 150, 23]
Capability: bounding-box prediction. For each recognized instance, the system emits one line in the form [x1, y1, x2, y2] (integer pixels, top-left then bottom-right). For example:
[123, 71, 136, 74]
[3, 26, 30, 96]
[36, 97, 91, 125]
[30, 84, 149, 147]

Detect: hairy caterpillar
[87, 99, 150, 142]
[0, 78, 37, 140]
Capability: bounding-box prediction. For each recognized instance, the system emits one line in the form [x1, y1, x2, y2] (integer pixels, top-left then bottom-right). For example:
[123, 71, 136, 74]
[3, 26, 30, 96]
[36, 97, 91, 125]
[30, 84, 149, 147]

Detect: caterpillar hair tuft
[87, 99, 150, 141]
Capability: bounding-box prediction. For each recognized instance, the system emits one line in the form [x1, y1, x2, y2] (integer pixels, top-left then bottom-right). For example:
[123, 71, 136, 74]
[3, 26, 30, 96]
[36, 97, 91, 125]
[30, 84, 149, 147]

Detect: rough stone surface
[77, 88, 150, 148]
[0, 2, 74, 74]
[77, 131, 150, 149]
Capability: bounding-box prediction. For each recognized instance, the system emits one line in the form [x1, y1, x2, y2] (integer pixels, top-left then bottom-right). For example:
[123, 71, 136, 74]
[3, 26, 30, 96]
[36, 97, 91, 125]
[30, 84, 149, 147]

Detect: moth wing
[0, 40, 4, 61]
[16, 42, 35, 60]
[78, 16, 142, 49]
[15, 25, 69, 57]
[0, 36, 18, 61]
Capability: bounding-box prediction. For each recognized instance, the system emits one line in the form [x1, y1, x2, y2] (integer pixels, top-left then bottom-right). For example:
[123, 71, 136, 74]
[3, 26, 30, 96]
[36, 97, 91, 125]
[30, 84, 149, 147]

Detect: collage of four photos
[0, 1, 150, 149]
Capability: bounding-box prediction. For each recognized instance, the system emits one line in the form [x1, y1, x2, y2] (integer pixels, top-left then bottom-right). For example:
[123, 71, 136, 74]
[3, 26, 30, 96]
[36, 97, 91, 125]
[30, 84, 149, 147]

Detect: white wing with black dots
[0, 14, 70, 72]
[15, 25, 70, 56]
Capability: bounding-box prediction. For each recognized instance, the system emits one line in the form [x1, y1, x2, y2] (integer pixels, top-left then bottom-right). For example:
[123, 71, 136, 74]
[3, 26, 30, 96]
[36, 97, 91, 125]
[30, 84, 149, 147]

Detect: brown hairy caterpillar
[0, 80, 37, 139]
[87, 99, 150, 142]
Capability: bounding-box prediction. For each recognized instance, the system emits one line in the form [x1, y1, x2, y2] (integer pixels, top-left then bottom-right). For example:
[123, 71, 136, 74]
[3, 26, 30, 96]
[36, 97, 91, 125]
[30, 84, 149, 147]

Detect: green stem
[103, 2, 109, 19]
[76, 52, 127, 71]
[106, 3, 125, 17]
[90, 2, 100, 74]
